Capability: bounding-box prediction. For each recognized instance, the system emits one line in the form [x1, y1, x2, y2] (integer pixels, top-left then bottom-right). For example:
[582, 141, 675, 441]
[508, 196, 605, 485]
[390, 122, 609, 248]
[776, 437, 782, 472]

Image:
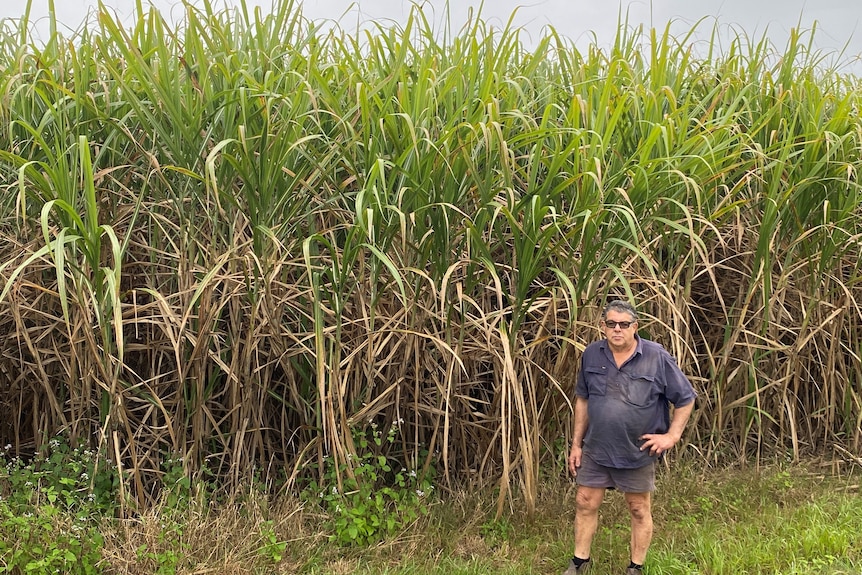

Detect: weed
[0, 438, 117, 574]
[479, 517, 513, 548]
[257, 519, 288, 563]
[301, 422, 435, 546]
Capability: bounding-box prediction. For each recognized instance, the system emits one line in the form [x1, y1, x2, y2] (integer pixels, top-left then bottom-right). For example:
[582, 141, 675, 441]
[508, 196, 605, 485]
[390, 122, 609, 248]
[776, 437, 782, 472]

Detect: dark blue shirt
[575, 335, 696, 469]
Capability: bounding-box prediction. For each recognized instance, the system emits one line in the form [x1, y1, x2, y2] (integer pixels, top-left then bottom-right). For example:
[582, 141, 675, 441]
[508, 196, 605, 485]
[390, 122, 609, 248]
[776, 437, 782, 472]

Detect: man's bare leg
[624, 491, 653, 565]
[574, 486, 605, 559]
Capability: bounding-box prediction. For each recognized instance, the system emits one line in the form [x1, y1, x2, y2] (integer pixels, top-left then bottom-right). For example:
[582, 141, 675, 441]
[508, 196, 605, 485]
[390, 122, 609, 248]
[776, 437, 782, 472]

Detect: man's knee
[575, 486, 604, 512]
[625, 493, 652, 521]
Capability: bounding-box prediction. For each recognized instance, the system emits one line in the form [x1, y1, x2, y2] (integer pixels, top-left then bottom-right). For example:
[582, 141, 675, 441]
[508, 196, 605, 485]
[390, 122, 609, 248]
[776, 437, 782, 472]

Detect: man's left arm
[640, 400, 694, 456]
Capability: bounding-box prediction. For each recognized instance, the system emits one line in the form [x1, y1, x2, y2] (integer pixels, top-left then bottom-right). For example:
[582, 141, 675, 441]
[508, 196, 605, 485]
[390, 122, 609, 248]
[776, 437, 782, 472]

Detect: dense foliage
[1, 0, 860, 514]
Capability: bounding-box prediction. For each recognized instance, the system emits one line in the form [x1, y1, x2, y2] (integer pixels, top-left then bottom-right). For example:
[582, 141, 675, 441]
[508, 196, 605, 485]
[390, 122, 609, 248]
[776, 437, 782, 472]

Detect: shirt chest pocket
[622, 373, 657, 407]
[584, 366, 608, 396]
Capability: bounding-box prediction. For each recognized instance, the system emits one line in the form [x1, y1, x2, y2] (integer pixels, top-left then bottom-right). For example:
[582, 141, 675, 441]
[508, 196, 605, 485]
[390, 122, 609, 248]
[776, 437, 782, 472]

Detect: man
[563, 300, 696, 575]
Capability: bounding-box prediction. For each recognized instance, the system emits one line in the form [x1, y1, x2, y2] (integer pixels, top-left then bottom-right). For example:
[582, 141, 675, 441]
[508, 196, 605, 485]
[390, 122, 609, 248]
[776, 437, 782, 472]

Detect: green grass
[228, 461, 859, 575]
[270, 462, 862, 575]
[646, 465, 861, 575]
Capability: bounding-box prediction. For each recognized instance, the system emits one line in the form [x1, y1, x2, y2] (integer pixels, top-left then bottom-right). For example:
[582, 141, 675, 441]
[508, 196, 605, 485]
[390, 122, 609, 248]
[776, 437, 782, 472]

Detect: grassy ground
[97, 459, 861, 575]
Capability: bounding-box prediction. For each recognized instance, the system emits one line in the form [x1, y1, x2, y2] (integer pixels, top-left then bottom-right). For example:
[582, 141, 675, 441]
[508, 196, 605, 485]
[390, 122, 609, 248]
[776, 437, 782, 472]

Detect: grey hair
[602, 299, 639, 322]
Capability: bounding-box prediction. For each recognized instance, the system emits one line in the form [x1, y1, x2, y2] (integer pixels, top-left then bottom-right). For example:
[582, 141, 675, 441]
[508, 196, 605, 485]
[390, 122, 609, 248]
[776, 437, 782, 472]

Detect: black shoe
[562, 558, 591, 574]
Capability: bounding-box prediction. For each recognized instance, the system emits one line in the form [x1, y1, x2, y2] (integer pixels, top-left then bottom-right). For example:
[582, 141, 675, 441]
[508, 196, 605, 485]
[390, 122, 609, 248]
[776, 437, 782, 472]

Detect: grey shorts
[576, 453, 655, 493]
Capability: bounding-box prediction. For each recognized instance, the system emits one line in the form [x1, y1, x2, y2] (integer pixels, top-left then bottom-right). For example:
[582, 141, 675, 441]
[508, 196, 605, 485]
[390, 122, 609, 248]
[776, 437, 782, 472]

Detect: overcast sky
[2, 0, 861, 72]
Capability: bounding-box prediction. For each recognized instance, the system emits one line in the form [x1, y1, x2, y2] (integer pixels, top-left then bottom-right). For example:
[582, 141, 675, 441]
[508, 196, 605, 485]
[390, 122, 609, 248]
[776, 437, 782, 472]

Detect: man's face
[602, 309, 638, 353]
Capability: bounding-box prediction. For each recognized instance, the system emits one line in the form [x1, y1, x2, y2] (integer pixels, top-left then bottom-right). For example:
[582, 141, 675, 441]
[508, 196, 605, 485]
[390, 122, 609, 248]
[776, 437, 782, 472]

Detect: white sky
[2, 0, 861, 71]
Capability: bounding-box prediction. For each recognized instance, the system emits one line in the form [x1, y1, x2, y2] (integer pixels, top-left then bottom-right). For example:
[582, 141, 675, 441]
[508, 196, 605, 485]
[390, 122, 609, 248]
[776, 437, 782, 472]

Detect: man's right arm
[568, 396, 589, 476]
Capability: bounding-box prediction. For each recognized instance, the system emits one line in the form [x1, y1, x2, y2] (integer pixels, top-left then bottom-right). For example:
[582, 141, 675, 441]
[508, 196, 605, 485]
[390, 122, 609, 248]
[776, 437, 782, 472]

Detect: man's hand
[568, 444, 583, 477]
[641, 402, 694, 456]
[639, 433, 678, 456]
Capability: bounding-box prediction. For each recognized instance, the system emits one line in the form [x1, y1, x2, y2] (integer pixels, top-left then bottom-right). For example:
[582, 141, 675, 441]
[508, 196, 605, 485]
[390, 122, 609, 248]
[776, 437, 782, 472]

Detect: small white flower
[415, 489, 425, 497]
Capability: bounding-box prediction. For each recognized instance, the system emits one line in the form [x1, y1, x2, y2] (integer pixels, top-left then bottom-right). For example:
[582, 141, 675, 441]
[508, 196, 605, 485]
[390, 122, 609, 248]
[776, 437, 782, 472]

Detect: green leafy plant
[479, 517, 514, 547]
[160, 456, 194, 510]
[0, 438, 117, 574]
[302, 422, 434, 546]
[257, 519, 288, 563]
[135, 542, 182, 575]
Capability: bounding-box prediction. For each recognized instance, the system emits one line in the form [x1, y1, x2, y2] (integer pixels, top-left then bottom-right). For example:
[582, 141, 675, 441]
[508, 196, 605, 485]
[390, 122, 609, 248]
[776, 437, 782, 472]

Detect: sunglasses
[604, 320, 634, 329]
